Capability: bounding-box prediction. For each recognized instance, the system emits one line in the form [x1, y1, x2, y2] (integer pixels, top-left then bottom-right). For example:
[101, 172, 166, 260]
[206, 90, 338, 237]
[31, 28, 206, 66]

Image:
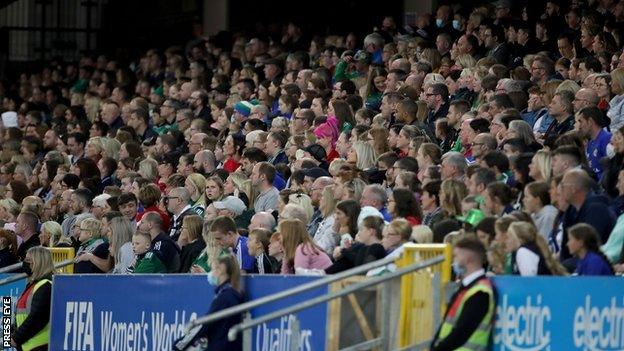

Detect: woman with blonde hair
[416, 143, 442, 182]
[0, 198, 20, 224]
[346, 141, 376, 170]
[455, 54, 477, 69]
[528, 150, 552, 182]
[74, 217, 109, 273]
[109, 216, 135, 274]
[204, 176, 225, 206]
[313, 185, 339, 255]
[100, 137, 121, 161]
[85, 136, 104, 163]
[39, 221, 66, 247]
[178, 215, 205, 273]
[185, 173, 207, 216]
[440, 179, 467, 219]
[223, 172, 254, 208]
[138, 158, 158, 182]
[11, 247, 54, 350]
[608, 67, 624, 131]
[190, 221, 223, 273]
[506, 221, 567, 276]
[555, 79, 581, 95]
[280, 219, 332, 274]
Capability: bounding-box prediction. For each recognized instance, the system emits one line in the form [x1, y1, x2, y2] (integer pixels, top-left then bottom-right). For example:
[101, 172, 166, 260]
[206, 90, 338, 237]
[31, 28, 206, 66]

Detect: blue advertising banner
[50, 274, 330, 351]
[246, 275, 328, 351]
[49, 275, 214, 351]
[492, 276, 624, 351]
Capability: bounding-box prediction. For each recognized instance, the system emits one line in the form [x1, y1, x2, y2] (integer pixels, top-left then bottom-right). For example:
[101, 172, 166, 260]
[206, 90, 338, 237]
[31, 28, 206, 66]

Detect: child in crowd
[267, 232, 284, 272]
[130, 231, 166, 273]
[247, 228, 279, 274]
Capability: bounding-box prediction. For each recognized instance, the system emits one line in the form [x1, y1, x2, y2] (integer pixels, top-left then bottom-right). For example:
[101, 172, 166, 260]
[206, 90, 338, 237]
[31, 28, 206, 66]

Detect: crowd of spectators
[1, 0, 624, 283]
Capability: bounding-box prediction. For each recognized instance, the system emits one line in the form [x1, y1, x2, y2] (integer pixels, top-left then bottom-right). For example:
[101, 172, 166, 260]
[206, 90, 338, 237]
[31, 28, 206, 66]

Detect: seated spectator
[523, 182, 558, 240]
[210, 216, 253, 272]
[131, 230, 165, 273]
[137, 211, 181, 272]
[74, 218, 110, 273]
[178, 215, 206, 273]
[109, 217, 135, 274]
[389, 188, 422, 226]
[0, 229, 18, 268]
[567, 224, 614, 276]
[506, 221, 567, 276]
[326, 216, 386, 274]
[247, 228, 279, 274]
[280, 219, 332, 274]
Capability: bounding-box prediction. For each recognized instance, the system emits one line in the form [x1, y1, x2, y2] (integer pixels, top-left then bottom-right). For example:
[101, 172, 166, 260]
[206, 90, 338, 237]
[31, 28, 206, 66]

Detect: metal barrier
[0, 247, 75, 275]
[48, 247, 75, 273]
[227, 256, 445, 351]
[0, 258, 74, 286]
[396, 244, 452, 348]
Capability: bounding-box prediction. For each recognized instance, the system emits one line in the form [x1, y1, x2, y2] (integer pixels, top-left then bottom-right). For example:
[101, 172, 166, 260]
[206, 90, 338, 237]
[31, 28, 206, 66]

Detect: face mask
[452, 262, 466, 278]
[452, 20, 461, 31]
[436, 19, 444, 28]
[22, 261, 32, 276]
[207, 272, 219, 286]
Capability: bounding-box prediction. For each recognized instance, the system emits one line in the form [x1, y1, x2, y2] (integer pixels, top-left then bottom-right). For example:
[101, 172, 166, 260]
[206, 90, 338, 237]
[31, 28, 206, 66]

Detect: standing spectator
[109, 217, 135, 274]
[326, 216, 386, 274]
[313, 186, 338, 255]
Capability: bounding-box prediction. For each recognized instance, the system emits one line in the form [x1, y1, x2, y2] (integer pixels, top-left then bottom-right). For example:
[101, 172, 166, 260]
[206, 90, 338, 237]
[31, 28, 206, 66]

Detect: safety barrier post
[47, 247, 75, 274]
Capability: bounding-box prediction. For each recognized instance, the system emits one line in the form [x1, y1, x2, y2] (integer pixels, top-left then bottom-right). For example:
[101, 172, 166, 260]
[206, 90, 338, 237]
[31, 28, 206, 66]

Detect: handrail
[0, 259, 75, 286]
[0, 262, 22, 274]
[187, 254, 399, 329]
[227, 255, 445, 341]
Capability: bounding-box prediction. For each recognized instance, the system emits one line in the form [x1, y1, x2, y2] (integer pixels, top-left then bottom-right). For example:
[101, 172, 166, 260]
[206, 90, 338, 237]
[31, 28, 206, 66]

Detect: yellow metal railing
[396, 243, 452, 348]
[47, 247, 75, 273]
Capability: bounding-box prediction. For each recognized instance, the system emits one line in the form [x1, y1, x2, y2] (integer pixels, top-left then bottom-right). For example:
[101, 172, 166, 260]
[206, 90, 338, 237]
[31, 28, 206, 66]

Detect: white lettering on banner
[573, 295, 624, 351]
[255, 314, 312, 351]
[63, 301, 94, 351]
[101, 311, 148, 351]
[494, 294, 551, 351]
[62, 302, 197, 351]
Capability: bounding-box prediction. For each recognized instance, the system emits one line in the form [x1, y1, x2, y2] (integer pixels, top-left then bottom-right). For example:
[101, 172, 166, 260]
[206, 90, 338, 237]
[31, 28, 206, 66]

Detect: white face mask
[207, 271, 219, 285]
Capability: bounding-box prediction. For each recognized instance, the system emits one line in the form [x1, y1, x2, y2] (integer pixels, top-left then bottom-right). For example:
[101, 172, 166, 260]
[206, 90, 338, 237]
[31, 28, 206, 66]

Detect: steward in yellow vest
[12, 247, 54, 351]
[431, 236, 495, 351]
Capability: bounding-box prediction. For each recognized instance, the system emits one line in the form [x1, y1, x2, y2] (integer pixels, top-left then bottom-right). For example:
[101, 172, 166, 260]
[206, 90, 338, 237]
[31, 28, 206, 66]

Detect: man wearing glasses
[166, 187, 193, 241]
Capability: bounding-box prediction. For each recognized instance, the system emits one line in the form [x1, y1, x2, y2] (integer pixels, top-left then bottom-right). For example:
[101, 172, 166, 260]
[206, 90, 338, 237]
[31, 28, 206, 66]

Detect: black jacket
[12, 276, 52, 349]
[179, 239, 206, 273]
[325, 243, 386, 274]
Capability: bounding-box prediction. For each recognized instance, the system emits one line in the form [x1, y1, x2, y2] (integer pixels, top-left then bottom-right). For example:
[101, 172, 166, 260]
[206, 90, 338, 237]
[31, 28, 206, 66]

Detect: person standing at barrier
[74, 217, 110, 273]
[174, 254, 244, 351]
[15, 211, 41, 261]
[11, 246, 54, 351]
[138, 211, 181, 272]
[431, 236, 495, 351]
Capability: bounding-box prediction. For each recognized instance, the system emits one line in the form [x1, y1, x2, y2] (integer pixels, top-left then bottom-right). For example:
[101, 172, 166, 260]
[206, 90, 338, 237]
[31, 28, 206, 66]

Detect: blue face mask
[436, 19, 444, 28]
[452, 262, 466, 277]
[207, 272, 219, 286]
[452, 20, 461, 31]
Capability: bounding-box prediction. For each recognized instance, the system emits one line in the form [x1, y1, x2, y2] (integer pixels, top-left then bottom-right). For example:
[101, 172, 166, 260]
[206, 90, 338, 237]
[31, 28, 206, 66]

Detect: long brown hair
[279, 219, 323, 269]
[217, 254, 242, 293]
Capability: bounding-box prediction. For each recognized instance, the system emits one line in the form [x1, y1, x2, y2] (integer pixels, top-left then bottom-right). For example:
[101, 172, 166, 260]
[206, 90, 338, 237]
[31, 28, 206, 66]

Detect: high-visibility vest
[435, 278, 495, 351]
[15, 279, 51, 351]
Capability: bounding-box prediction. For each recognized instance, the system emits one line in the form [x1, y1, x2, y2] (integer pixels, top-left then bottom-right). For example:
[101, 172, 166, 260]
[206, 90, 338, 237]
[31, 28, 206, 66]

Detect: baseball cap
[302, 167, 330, 180]
[213, 196, 246, 217]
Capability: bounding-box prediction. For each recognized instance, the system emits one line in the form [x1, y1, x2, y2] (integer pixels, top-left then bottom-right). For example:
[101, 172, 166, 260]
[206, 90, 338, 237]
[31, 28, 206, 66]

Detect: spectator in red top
[222, 134, 245, 173]
[389, 188, 423, 226]
[137, 183, 171, 232]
